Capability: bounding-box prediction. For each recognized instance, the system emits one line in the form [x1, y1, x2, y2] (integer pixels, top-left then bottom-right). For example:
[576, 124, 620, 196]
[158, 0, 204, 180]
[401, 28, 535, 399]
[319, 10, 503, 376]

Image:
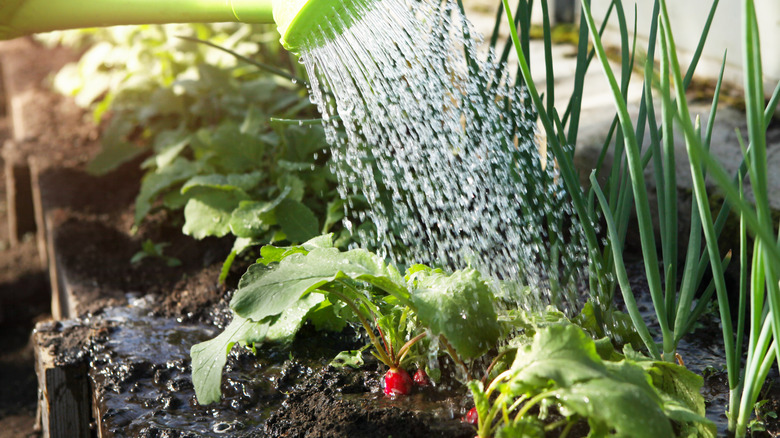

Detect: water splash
[299, 0, 588, 311]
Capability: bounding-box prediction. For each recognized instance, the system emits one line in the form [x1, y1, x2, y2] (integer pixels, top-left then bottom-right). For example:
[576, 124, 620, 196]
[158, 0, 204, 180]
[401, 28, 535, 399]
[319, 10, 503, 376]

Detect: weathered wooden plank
[41, 209, 75, 320]
[28, 156, 48, 268]
[3, 140, 37, 246]
[33, 322, 92, 438]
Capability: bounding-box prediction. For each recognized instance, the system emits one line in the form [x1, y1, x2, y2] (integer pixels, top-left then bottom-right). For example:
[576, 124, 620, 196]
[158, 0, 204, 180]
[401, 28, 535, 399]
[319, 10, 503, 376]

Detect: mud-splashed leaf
[190, 312, 267, 405]
[505, 324, 715, 437]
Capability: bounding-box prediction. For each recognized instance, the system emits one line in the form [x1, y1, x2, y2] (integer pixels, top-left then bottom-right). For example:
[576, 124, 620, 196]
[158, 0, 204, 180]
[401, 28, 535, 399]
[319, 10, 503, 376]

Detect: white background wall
[590, 0, 780, 98]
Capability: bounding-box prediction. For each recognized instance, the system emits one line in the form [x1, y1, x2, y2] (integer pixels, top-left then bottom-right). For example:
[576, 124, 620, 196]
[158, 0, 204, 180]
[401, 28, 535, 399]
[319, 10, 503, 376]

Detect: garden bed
[2, 23, 780, 438]
[0, 38, 479, 438]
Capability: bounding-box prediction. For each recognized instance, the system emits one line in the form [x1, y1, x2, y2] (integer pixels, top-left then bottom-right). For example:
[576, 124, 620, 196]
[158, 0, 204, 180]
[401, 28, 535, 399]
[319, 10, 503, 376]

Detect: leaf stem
[439, 335, 471, 380]
[559, 418, 578, 438]
[325, 286, 393, 367]
[397, 332, 427, 365]
[176, 35, 309, 86]
[514, 390, 556, 423]
[486, 370, 514, 396]
[375, 321, 394, 363]
[482, 349, 512, 385]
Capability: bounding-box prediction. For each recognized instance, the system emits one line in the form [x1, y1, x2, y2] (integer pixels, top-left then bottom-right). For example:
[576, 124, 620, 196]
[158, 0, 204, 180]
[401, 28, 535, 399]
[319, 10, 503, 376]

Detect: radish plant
[468, 323, 715, 437]
[191, 235, 502, 404]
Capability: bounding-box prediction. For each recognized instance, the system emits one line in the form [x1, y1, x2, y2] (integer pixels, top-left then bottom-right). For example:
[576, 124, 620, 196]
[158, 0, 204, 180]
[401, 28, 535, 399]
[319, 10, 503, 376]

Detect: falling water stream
[298, 0, 588, 310]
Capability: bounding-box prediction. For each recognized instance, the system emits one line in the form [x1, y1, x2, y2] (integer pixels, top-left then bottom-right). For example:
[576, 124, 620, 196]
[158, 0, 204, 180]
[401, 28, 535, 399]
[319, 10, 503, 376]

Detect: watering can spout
[0, 0, 276, 39]
[0, 0, 367, 53]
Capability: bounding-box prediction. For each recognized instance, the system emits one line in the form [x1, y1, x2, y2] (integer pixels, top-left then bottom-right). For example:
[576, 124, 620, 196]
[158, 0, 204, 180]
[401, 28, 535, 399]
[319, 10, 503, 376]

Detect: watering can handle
[0, 0, 276, 40]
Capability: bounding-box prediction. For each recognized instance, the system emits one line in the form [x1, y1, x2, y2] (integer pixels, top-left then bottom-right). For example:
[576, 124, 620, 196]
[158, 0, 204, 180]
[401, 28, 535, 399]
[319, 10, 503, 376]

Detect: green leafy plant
[191, 235, 502, 404]
[138, 116, 347, 280]
[43, 24, 285, 174]
[130, 239, 182, 267]
[670, 1, 780, 434]
[469, 323, 715, 437]
[46, 24, 364, 277]
[577, 0, 780, 435]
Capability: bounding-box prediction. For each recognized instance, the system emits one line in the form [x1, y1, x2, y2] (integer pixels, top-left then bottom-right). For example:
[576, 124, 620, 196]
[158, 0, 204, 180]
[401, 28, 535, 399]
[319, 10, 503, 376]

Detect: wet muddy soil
[40, 297, 475, 438]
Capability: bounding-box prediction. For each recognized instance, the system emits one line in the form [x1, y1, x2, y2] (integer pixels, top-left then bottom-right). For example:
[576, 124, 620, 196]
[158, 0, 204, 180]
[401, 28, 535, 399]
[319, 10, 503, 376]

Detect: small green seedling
[131, 239, 181, 267]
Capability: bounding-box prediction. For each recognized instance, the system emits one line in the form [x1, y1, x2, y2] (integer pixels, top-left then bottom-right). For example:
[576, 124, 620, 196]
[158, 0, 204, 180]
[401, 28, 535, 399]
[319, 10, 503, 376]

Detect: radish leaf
[412, 269, 500, 359]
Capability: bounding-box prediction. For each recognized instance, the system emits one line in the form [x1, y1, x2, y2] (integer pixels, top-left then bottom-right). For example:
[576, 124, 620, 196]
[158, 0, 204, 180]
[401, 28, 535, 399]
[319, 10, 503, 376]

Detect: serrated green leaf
[575, 301, 644, 350]
[256, 246, 308, 266]
[405, 264, 435, 281]
[640, 361, 715, 437]
[219, 237, 261, 284]
[551, 372, 671, 438]
[507, 324, 680, 438]
[510, 323, 607, 389]
[643, 361, 706, 415]
[277, 160, 315, 171]
[277, 174, 305, 202]
[302, 234, 335, 250]
[191, 293, 323, 405]
[252, 235, 334, 267]
[265, 293, 324, 342]
[201, 123, 268, 173]
[135, 157, 200, 225]
[282, 124, 329, 162]
[275, 199, 319, 243]
[330, 349, 365, 369]
[137, 87, 184, 122]
[495, 418, 545, 438]
[162, 187, 190, 211]
[411, 269, 500, 359]
[87, 118, 145, 175]
[468, 380, 492, 433]
[239, 78, 280, 105]
[230, 247, 392, 321]
[322, 198, 345, 233]
[240, 105, 267, 136]
[228, 185, 292, 239]
[150, 134, 190, 169]
[182, 188, 250, 239]
[181, 171, 264, 194]
[229, 201, 276, 238]
[307, 299, 349, 332]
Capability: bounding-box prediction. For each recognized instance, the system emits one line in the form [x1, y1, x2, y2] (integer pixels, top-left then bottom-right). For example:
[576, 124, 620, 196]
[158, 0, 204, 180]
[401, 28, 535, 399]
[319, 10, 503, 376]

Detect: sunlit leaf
[412, 269, 501, 359]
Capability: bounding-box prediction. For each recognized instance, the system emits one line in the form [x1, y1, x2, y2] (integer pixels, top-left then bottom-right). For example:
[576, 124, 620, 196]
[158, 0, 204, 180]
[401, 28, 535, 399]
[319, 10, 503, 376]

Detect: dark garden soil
[0, 37, 779, 438]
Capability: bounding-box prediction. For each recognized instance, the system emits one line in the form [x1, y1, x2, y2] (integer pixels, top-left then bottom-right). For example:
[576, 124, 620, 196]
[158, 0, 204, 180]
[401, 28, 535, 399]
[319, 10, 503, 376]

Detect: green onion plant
[673, 1, 780, 434]
[576, 0, 780, 435]
[577, 0, 730, 363]
[501, 0, 729, 354]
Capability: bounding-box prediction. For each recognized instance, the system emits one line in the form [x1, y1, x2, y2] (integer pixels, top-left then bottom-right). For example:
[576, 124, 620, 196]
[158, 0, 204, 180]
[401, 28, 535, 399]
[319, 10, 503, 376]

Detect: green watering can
[0, 0, 365, 53]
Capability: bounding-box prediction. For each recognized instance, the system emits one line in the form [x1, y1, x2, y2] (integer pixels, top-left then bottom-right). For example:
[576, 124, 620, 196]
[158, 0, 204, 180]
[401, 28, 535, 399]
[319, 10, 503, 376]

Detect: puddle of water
[88, 298, 300, 436]
[81, 295, 477, 436]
